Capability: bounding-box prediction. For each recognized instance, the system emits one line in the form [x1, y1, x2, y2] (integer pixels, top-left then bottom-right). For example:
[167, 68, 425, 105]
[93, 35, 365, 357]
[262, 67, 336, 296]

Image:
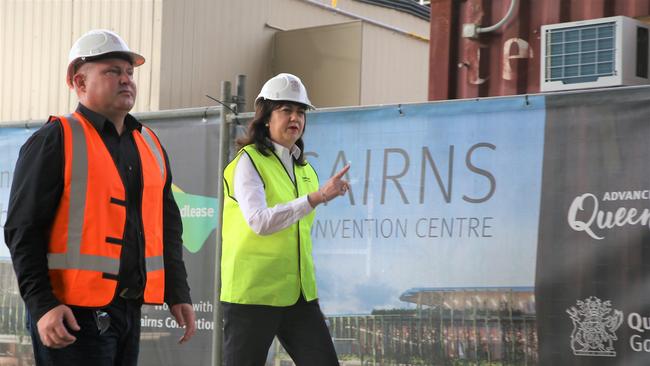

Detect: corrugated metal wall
[429, 0, 650, 100]
[361, 22, 429, 105]
[159, 0, 429, 112]
[271, 19, 429, 108]
[272, 22, 363, 108]
[0, 0, 428, 122]
[0, 0, 162, 122]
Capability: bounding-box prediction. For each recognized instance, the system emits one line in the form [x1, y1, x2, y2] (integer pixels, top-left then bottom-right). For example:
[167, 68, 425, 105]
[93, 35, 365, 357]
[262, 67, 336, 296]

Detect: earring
[265, 123, 269, 127]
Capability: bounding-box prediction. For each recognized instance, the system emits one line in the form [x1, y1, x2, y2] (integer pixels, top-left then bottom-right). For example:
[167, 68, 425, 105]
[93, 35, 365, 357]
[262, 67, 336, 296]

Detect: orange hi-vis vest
[47, 112, 167, 307]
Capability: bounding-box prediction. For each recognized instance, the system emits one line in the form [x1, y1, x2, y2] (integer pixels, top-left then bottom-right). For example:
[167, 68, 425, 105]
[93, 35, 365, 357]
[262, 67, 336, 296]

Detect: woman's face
[267, 103, 306, 148]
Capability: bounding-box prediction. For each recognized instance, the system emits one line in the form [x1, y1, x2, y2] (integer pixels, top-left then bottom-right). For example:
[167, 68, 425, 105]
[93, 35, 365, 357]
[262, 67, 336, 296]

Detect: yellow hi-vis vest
[220, 145, 320, 306]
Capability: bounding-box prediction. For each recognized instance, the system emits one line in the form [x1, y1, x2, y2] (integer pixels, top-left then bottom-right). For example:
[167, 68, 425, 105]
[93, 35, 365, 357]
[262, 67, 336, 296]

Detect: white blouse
[233, 142, 315, 235]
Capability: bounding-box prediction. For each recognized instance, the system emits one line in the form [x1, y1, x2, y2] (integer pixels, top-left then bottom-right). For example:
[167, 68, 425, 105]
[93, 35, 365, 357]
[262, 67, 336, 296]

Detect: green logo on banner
[172, 185, 218, 253]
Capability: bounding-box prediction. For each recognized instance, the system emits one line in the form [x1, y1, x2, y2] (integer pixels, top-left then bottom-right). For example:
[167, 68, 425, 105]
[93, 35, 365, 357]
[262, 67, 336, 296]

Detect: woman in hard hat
[220, 73, 349, 365]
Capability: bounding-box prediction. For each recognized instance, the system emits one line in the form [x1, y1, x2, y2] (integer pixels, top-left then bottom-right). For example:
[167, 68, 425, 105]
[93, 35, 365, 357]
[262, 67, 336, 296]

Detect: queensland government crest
[566, 296, 624, 357]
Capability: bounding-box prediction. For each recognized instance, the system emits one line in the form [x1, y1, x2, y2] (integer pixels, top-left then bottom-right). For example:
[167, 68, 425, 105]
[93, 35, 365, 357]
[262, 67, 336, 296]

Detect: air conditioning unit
[540, 16, 650, 92]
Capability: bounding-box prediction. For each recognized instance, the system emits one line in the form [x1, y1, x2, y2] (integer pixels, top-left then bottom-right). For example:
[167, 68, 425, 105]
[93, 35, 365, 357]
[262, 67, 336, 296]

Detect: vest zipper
[293, 163, 304, 300]
[271, 150, 304, 299]
[100, 121, 134, 298]
[109, 126, 147, 297]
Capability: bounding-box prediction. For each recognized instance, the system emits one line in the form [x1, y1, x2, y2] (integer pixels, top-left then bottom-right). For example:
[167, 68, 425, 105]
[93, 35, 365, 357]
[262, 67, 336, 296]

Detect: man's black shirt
[4, 104, 191, 321]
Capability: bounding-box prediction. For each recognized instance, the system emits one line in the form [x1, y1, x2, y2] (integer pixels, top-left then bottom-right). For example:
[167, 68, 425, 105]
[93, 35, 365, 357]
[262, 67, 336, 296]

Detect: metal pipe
[0, 106, 223, 129]
[477, 0, 518, 34]
[136, 106, 222, 121]
[300, 0, 429, 42]
[231, 74, 246, 159]
[0, 120, 44, 129]
[235, 74, 247, 114]
[211, 81, 232, 366]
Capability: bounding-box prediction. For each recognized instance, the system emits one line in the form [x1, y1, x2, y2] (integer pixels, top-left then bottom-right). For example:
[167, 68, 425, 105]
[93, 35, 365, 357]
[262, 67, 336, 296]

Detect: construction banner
[0, 111, 222, 366]
[137, 113, 221, 366]
[1, 86, 650, 365]
[307, 97, 545, 310]
[302, 96, 544, 365]
[536, 87, 650, 366]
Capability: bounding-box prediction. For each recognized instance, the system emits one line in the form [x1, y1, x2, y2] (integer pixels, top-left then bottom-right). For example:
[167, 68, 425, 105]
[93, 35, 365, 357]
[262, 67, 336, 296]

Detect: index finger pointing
[333, 164, 351, 179]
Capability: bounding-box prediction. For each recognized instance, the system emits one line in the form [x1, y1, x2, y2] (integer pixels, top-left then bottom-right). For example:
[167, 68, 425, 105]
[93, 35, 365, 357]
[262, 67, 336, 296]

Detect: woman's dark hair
[236, 99, 308, 165]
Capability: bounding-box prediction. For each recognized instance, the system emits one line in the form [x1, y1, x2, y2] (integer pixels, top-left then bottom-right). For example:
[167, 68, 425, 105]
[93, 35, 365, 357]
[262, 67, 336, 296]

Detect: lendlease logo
[172, 185, 218, 253]
[567, 296, 650, 356]
[567, 190, 650, 240]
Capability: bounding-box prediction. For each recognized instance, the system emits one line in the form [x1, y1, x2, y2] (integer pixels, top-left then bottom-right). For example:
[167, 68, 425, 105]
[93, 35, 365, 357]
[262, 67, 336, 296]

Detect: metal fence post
[230, 75, 246, 158]
[212, 80, 232, 366]
[234, 74, 246, 113]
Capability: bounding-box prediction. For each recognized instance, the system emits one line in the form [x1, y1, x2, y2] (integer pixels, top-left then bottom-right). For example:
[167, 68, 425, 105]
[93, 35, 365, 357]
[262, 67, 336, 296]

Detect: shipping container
[429, 0, 650, 100]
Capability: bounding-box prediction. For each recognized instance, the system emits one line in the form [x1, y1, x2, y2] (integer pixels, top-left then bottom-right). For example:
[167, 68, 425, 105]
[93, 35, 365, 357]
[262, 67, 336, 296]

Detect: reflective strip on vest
[146, 255, 164, 272]
[139, 126, 164, 275]
[47, 114, 120, 275]
[140, 127, 165, 179]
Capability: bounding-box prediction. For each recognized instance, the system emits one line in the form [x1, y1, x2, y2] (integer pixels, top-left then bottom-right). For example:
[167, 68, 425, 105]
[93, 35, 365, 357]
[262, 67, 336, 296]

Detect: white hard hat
[66, 29, 145, 88]
[256, 73, 314, 109]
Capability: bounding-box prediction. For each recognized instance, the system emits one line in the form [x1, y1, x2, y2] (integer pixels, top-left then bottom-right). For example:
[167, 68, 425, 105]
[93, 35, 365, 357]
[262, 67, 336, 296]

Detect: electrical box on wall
[541, 16, 650, 92]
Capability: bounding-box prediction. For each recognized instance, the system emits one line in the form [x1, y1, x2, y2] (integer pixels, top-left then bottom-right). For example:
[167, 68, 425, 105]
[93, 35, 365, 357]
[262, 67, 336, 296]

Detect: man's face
[76, 58, 137, 114]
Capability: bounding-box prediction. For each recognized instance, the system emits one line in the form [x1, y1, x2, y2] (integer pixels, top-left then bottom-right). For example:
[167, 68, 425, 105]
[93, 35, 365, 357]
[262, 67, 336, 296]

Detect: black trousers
[27, 297, 142, 366]
[222, 295, 339, 366]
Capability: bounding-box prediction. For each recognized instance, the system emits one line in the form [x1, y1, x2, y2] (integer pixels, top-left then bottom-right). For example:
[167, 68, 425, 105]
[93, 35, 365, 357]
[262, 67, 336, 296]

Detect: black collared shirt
[4, 104, 191, 321]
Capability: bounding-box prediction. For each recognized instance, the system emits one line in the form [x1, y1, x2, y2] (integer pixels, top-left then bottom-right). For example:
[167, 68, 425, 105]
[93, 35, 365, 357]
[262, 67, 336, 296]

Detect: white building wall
[0, 0, 428, 123]
[0, 0, 162, 123]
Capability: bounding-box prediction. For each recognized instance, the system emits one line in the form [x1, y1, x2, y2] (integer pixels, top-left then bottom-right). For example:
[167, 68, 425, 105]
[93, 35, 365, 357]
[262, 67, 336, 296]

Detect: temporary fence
[1, 85, 650, 365]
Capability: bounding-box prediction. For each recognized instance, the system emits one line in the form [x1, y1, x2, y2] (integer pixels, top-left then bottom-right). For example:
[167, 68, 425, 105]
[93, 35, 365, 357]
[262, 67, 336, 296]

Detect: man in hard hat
[4, 29, 195, 365]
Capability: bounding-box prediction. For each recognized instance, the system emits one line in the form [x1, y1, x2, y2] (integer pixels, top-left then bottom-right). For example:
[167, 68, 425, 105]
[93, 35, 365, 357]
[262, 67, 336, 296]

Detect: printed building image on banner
[536, 87, 650, 366]
[0, 128, 34, 366]
[0, 129, 31, 260]
[302, 97, 546, 365]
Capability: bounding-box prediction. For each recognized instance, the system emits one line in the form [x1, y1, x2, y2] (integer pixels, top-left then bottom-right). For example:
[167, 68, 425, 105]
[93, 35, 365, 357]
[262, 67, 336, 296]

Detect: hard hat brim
[80, 51, 145, 67]
[66, 51, 145, 88]
[255, 96, 315, 110]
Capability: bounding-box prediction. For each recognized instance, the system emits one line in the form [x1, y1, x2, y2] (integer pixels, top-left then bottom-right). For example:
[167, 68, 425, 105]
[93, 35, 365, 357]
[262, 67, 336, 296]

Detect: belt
[119, 287, 143, 300]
